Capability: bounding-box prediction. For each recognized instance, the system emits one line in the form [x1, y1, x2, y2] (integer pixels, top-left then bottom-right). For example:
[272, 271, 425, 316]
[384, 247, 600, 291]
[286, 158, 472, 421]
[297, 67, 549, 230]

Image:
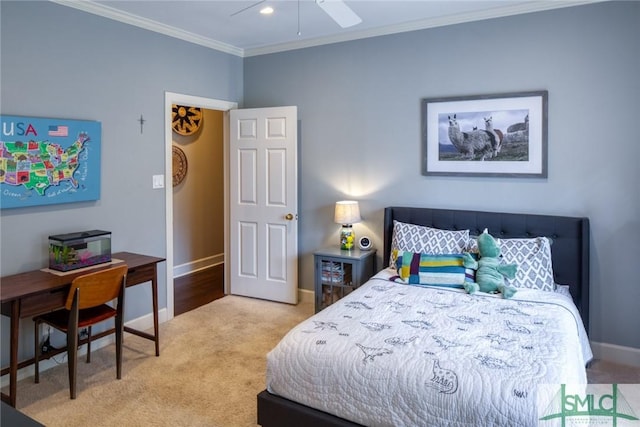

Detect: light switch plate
[152, 174, 165, 189]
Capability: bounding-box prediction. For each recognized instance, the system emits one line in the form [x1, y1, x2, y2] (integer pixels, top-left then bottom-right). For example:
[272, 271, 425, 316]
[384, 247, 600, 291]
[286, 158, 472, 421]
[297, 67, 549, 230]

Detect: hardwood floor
[174, 264, 225, 316]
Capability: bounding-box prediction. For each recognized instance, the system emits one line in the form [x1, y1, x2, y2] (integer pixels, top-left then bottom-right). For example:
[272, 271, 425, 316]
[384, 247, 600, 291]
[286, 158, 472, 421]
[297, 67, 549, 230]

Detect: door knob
[285, 213, 294, 220]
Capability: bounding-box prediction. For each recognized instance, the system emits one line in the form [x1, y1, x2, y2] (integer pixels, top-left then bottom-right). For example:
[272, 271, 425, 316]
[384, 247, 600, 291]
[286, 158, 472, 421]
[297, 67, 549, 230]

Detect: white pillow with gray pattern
[467, 235, 555, 292]
[499, 237, 555, 291]
[389, 220, 469, 267]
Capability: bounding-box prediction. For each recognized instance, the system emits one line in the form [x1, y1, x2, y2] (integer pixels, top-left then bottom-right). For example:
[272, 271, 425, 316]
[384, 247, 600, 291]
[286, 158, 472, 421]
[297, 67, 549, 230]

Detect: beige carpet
[12, 295, 313, 427]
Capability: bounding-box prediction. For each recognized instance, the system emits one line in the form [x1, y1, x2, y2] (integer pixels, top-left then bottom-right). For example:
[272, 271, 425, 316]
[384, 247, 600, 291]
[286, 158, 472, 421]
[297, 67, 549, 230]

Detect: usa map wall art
[0, 115, 101, 209]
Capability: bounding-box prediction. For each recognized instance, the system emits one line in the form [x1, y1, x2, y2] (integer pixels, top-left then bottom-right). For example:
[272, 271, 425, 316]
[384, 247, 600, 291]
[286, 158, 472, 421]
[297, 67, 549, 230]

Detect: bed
[258, 206, 591, 427]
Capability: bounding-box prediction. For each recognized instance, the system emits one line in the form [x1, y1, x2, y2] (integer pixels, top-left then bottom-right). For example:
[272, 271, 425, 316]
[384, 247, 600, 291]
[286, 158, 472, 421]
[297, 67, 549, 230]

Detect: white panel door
[229, 106, 298, 303]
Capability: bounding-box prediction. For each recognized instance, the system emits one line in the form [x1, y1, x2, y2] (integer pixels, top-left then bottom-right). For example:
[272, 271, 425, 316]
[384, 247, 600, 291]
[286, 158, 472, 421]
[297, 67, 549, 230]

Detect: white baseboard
[590, 341, 640, 367]
[298, 288, 314, 304]
[1, 308, 169, 387]
[173, 254, 223, 278]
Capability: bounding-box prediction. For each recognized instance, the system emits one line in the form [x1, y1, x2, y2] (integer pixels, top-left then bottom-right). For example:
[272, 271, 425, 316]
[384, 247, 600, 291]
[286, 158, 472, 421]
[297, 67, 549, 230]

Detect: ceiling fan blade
[230, 0, 266, 17]
[315, 0, 362, 28]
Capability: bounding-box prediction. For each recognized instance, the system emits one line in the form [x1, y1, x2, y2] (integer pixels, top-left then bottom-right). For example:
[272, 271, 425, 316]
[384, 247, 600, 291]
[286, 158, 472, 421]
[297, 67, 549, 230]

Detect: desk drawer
[20, 289, 67, 318]
[126, 264, 156, 286]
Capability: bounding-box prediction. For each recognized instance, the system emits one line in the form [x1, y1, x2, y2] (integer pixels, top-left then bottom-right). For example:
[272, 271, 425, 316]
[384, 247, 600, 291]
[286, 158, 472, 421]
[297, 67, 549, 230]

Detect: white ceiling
[53, 0, 599, 57]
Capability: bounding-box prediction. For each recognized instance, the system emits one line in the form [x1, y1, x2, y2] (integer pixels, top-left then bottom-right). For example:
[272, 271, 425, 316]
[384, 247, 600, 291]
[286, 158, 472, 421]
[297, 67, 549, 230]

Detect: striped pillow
[392, 251, 474, 288]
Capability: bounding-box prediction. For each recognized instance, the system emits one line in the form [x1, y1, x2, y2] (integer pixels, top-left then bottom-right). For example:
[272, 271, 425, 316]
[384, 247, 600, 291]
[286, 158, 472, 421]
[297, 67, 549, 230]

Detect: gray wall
[1, 1, 638, 364]
[244, 1, 640, 349]
[0, 1, 242, 364]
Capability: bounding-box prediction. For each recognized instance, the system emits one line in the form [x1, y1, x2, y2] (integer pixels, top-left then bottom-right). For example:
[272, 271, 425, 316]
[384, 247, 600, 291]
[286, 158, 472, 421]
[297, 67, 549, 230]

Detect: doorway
[172, 107, 225, 315]
[164, 92, 238, 322]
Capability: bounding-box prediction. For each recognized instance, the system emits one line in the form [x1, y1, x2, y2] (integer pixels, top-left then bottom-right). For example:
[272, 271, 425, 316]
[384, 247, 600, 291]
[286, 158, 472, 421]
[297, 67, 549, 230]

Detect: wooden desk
[0, 251, 165, 407]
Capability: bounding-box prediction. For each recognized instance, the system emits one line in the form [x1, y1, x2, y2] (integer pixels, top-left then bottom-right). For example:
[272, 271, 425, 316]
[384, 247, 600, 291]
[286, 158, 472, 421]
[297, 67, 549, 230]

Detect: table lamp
[334, 201, 361, 250]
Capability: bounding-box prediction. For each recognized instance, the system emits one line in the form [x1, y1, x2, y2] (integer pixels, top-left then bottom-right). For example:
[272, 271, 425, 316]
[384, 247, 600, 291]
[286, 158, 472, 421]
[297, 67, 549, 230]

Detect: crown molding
[244, 1, 602, 57]
[49, 0, 244, 57]
[51, 0, 603, 58]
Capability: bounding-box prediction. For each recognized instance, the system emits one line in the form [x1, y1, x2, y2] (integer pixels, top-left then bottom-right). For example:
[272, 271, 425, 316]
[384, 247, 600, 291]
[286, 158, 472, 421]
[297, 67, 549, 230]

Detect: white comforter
[266, 269, 590, 427]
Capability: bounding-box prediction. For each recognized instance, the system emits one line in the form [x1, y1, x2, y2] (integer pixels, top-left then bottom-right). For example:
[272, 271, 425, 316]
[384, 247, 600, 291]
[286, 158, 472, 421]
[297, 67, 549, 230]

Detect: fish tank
[49, 230, 112, 272]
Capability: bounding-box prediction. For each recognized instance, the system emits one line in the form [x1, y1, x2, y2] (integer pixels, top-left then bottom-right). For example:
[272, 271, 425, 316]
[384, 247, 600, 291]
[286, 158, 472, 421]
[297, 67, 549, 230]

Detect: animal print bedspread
[266, 269, 588, 427]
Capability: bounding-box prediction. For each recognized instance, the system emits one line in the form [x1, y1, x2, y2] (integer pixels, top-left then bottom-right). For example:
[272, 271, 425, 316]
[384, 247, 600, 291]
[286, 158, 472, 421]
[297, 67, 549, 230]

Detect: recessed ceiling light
[260, 6, 274, 15]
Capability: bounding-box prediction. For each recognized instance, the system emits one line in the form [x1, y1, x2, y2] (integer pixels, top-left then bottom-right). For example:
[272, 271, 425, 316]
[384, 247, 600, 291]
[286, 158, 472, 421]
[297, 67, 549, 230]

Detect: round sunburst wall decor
[172, 145, 188, 187]
[172, 105, 203, 136]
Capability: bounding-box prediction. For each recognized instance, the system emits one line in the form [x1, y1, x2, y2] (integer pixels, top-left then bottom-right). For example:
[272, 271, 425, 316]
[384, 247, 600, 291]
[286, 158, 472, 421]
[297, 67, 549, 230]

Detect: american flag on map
[48, 125, 68, 137]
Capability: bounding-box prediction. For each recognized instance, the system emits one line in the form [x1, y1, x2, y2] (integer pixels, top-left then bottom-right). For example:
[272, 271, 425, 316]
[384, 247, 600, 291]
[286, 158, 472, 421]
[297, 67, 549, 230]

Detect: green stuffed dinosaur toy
[462, 229, 518, 299]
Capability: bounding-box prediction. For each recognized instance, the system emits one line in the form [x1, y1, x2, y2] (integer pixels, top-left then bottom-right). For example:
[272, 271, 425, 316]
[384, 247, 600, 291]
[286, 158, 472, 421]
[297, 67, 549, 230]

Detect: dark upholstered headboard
[383, 207, 590, 331]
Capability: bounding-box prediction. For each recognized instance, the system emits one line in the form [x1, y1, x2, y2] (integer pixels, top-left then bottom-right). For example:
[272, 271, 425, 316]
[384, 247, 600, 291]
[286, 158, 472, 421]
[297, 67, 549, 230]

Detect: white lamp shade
[334, 201, 361, 225]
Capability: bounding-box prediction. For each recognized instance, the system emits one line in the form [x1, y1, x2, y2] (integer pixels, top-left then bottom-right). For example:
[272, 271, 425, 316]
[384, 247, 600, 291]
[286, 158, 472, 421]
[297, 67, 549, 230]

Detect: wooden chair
[33, 264, 128, 399]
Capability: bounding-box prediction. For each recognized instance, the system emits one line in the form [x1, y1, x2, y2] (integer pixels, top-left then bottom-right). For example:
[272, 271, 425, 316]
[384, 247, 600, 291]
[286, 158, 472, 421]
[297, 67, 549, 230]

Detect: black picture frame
[422, 91, 548, 177]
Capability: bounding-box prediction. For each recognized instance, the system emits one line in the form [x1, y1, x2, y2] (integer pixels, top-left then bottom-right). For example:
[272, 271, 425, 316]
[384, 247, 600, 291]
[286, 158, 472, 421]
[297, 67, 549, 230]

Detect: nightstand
[314, 247, 377, 312]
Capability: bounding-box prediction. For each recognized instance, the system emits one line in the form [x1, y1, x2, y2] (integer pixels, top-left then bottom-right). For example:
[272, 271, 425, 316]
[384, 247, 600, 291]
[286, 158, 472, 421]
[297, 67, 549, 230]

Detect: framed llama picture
[421, 91, 548, 177]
